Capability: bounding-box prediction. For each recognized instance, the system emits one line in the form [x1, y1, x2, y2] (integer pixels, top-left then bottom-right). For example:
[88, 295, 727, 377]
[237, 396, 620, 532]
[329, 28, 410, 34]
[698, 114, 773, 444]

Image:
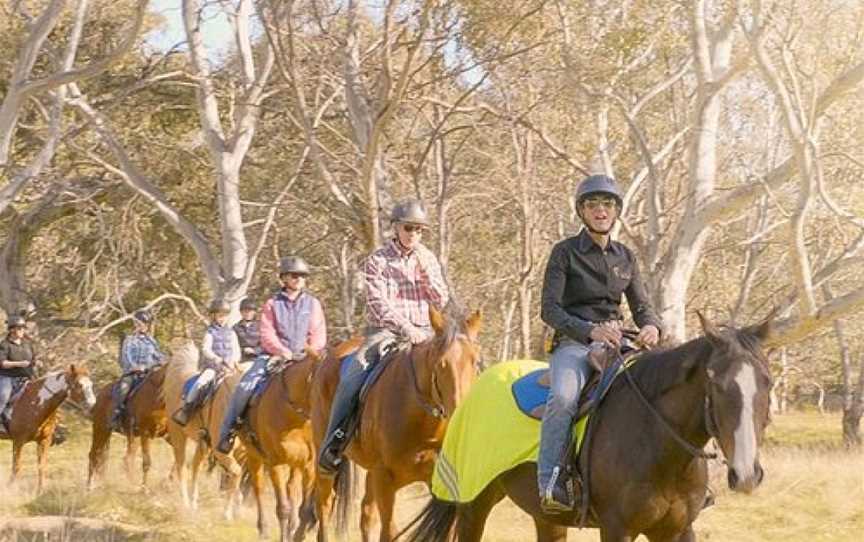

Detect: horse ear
[68, 363, 78, 375]
[697, 311, 724, 348]
[745, 309, 776, 343]
[429, 305, 446, 334]
[464, 310, 482, 341]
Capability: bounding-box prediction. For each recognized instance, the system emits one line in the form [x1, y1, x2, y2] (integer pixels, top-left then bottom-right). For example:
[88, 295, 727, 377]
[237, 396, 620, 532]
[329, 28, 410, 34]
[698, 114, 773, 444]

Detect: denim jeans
[185, 367, 216, 405]
[217, 356, 267, 446]
[0, 376, 18, 419]
[537, 338, 592, 492]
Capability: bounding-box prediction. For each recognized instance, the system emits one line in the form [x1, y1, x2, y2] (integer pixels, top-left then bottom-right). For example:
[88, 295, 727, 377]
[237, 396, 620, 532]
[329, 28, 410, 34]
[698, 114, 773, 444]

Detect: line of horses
[1, 308, 774, 542]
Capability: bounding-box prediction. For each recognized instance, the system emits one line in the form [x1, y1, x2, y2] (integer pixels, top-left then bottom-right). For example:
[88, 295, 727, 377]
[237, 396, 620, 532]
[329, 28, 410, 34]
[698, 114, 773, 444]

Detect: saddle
[181, 370, 227, 412]
[0, 378, 30, 433]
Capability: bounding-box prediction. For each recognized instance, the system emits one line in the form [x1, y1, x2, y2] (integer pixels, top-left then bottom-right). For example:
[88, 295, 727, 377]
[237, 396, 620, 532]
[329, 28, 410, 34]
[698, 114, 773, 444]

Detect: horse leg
[456, 480, 507, 542]
[170, 431, 190, 508]
[600, 525, 633, 542]
[36, 437, 49, 495]
[246, 455, 269, 539]
[268, 463, 291, 542]
[294, 463, 318, 542]
[368, 468, 398, 542]
[286, 466, 305, 539]
[9, 440, 23, 486]
[123, 433, 140, 483]
[140, 436, 153, 490]
[315, 473, 336, 542]
[360, 472, 379, 542]
[645, 525, 696, 542]
[189, 440, 207, 511]
[534, 517, 569, 542]
[87, 416, 112, 491]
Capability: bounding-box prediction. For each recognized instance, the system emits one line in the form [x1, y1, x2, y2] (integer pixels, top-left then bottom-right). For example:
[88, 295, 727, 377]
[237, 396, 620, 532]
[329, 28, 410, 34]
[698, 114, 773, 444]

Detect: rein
[620, 354, 717, 460]
[408, 347, 447, 420]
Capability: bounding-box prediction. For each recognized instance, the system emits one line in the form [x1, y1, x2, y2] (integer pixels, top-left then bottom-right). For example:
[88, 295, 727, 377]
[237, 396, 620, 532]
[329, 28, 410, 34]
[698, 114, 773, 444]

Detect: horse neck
[650, 368, 711, 455]
[26, 373, 69, 423]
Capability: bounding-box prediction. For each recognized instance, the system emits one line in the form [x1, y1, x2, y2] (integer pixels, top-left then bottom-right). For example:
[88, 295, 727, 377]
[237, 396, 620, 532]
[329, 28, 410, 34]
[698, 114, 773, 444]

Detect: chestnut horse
[1, 365, 97, 493]
[310, 307, 482, 542]
[162, 341, 246, 519]
[404, 314, 774, 542]
[241, 353, 322, 542]
[87, 364, 169, 490]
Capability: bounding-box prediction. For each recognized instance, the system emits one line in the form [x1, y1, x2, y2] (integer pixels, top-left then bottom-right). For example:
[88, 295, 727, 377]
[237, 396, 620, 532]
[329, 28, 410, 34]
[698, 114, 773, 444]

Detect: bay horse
[310, 307, 482, 542]
[162, 340, 246, 519]
[241, 352, 322, 542]
[404, 313, 774, 542]
[87, 364, 168, 490]
[1, 365, 97, 493]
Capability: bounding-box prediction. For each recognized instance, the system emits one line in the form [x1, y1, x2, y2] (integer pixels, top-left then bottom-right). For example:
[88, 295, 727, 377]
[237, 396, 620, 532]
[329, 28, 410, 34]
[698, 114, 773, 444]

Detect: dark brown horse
[1, 365, 97, 493]
[310, 307, 482, 542]
[404, 314, 774, 542]
[87, 364, 168, 490]
[242, 353, 321, 542]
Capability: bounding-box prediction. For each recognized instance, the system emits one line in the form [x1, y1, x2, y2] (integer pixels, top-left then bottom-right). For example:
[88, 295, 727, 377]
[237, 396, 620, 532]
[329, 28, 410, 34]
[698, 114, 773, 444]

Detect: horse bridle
[409, 350, 447, 420]
[621, 354, 718, 461]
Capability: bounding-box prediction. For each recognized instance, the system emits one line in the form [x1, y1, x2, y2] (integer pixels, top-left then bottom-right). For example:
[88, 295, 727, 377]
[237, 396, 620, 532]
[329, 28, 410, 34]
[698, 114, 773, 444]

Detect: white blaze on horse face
[731, 362, 759, 480]
[81, 376, 97, 408]
[37, 372, 67, 406]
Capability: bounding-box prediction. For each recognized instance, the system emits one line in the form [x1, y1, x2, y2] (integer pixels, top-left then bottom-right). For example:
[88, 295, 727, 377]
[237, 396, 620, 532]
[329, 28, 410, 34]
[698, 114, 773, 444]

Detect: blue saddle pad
[511, 369, 550, 419]
[182, 374, 199, 399]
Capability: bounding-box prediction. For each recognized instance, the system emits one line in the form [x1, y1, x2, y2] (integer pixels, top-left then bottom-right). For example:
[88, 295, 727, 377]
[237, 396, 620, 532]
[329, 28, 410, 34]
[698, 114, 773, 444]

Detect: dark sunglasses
[281, 273, 306, 279]
[401, 224, 426, 233]
[582, 197, 618, 210]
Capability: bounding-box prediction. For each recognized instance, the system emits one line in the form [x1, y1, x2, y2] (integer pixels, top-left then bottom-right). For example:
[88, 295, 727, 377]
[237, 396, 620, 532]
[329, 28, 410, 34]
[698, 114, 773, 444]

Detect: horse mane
[620, 336, 713, 399]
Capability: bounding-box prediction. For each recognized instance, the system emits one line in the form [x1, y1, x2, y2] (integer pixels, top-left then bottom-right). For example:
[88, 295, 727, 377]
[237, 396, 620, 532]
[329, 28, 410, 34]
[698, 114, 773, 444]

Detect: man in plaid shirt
[318, 199, 449, 475]
[110, 309, 165, 430]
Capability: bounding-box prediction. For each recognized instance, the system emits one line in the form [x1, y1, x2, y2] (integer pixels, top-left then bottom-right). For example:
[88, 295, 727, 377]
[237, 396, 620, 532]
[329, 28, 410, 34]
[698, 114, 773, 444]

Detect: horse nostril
[755, 463, 764, 485]
[727, 468, 739, 489]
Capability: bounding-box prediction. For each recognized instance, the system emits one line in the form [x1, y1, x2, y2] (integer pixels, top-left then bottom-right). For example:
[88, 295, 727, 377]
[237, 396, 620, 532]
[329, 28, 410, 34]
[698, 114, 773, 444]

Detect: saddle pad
[511, 369, 549, 419]
[431, 360, 588, 504]
[181, 374, 199, 399]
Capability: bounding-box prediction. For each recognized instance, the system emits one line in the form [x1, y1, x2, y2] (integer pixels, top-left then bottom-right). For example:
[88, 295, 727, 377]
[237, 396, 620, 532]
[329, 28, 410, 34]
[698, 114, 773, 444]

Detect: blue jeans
[537, 339, 592, 492]
[0, 376, 17, 418]
[218, 356, 268, 447]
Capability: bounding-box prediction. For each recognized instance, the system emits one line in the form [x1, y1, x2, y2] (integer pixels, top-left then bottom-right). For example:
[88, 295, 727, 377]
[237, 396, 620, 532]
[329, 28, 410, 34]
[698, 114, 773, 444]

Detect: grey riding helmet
[279, 256, 311, 276]
[390, 199, 430, 226]
[575, 175, 624, 208]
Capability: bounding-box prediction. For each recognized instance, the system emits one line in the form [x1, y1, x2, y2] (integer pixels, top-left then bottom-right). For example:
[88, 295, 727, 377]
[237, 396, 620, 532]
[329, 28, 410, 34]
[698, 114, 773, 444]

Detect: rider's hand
[589, 322, 622, 348]
[242, 347, 256, 356]
[403, 325, 429, 345]
[636, 325, 660, 348]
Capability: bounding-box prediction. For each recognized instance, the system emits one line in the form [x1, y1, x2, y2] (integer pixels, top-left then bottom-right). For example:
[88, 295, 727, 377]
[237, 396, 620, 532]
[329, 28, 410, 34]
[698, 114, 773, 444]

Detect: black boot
[172, 404, 193, 426]
[540, 466, 580, 514]
[216, 425, 237, 454]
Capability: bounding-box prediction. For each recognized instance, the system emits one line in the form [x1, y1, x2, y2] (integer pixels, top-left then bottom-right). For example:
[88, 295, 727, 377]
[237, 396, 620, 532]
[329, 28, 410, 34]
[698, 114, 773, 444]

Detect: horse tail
[333, 460, 354, 537]
[397, 497, 458, 542]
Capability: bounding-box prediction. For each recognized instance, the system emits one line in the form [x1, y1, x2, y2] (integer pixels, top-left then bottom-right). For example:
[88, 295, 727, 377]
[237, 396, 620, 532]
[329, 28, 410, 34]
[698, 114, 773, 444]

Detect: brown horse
[1, 365, 97, 493]
[404, 314, 774, 542]
[242, 353, 321, 542]
[87, 365, 168, 490]
[162, 340, 246, 519]
[310, 307, 482, 542]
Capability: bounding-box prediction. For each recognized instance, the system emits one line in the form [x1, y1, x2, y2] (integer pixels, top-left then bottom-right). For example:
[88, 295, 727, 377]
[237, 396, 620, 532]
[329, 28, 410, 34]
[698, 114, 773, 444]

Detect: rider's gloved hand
[402, 324, 429, 345]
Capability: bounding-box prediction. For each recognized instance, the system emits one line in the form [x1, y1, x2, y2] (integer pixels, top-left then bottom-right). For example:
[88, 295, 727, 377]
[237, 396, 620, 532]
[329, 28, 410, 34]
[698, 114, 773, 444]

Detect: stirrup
[540, 466, 576, 513]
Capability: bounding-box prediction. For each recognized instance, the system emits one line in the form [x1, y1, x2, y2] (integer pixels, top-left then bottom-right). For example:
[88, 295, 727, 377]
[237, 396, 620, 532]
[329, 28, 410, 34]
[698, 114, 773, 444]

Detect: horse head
[697, 312, 774, 494]
[65, 364, 97, 412]
[420, 306, 483, 418]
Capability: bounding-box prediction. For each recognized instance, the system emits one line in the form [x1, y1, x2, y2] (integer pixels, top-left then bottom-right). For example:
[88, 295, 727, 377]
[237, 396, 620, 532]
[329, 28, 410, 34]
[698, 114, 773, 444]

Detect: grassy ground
[0, 410, 861, 541]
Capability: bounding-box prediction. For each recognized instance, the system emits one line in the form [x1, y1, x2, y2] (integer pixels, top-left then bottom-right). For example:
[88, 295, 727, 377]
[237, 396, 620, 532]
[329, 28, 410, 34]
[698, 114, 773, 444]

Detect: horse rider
[0, 314, 37, 434]
[215, 256, 327, 454]
[110, 309, 165, 431]
[172, 299, 241, 426]
[538, 174, 662, 513]
[317, 199, 449, 475]
[234, 297, 261, 362]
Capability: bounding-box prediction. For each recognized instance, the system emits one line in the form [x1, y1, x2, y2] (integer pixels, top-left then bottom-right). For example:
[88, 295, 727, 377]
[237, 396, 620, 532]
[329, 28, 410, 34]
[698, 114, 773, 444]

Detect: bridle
[408, 332, 475, 421]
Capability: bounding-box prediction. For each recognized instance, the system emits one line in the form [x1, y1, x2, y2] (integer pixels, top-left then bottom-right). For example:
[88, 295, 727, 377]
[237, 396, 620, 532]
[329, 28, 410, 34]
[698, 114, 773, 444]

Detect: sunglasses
[582, 197, 618, 210]
[401, 224, 426, 233]
[281, 273, 306, 279]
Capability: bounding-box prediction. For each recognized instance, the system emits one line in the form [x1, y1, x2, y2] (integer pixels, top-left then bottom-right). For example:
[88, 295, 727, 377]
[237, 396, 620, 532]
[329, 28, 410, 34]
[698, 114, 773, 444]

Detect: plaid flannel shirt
[364, 239, 449, 332]
[120, 333, 164, 374]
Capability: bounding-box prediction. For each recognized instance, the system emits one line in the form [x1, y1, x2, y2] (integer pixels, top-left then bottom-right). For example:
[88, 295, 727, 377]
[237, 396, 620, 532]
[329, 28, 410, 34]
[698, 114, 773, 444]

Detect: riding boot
[540, 464, 581, 514]
[318, 362, 368, 475]
[109, 406, 124, 432]
[216, 420, 238, 454]
[172, 403, 193, 426]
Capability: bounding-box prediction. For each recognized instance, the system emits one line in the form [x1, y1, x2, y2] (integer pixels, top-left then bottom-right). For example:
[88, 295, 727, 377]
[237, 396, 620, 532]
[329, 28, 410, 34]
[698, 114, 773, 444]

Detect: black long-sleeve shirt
[540, 229, 662, 344]
[0, 336, 36, 378]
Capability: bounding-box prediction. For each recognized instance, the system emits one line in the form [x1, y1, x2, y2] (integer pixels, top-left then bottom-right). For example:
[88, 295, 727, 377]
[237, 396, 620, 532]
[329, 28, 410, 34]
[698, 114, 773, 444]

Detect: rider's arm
[259, 299, 292, 358]
[623, 249, 663, 334]
[364, 252, 412, 331]
[416, 246, 449, 308]
[200, 331, 221, 368]
[540, 243, 595, 343]
[306, 297, 327, 354]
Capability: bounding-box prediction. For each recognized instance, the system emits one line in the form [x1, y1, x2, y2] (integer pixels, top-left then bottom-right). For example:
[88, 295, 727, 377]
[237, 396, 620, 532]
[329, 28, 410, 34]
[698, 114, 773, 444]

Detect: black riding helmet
[133, 309, 153, 325]
[239, 298, 257, 312]
[208, 299, 231, 314]
[279, 256, 310, 276]
[575, 175, 624, 209]
[6, 314, 26, 330]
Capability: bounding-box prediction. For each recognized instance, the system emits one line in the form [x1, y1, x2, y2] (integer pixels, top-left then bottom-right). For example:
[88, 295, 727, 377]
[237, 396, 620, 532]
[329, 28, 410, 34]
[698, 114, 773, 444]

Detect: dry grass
[0, 410, 861, 541]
